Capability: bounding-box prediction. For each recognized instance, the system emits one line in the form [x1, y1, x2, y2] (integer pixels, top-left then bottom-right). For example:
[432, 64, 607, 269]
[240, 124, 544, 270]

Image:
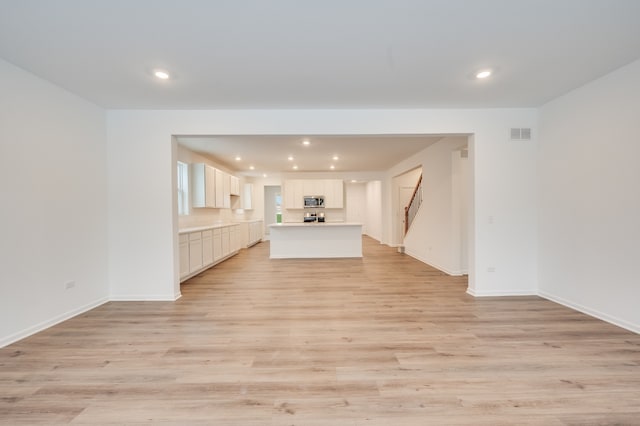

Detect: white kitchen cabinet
[284, 179, 344, 209]
[221, 226, 230, 257]
[188, 232, 203, 273]
[191, 164, 217, 208]
[223, 173, 231, 208]
[325, 179, 344, 208]
[284, 179, 304, 209]
[213, 228, 222, 261]
[179, 224, 243, 283]
[249, 220, 263, 246]
[202, 229, 213, 266]
[179, 234, 190, 279]
[230, 225, 240, 253]
[230, 176, 240, 196]
[239, 220, 263, 248]
[242, 183, 254, 210]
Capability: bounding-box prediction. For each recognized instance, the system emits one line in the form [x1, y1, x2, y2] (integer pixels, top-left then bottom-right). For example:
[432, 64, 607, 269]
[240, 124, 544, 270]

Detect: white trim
[466, 288, 537, 297]
[404, 249, 465, 276]
[109, 294, 181, 302]
[0, 297, 109, 348]
[539, 291, 640, 335]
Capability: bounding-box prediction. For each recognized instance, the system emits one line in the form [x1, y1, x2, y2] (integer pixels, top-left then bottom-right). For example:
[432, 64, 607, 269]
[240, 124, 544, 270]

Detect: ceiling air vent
[510, 128, 532, 141]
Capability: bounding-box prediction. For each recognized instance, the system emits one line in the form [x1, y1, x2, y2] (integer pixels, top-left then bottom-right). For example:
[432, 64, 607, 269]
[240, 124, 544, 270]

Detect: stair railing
[404, 175, 423, 235]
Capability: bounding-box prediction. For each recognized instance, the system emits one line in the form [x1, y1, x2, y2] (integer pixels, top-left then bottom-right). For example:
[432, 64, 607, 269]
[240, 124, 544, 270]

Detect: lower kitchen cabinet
[179, 224, 242, 283]
[202, 230, 213, 266]
[179, 234, 189, 279]
[239, 220, 264, 248]
[188, 232, 203, 273]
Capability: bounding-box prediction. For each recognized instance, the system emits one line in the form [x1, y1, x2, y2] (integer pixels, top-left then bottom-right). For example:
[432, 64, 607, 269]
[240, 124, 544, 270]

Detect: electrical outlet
[64, 281, 76, 290]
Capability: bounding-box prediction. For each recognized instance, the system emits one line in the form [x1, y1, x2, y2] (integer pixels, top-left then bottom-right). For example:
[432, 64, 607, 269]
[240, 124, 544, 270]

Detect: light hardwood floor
[1, 237, 639, 425]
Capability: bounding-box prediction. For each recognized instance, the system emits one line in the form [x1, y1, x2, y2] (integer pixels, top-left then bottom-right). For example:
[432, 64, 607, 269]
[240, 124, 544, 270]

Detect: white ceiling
[1, 0, 639, 110]
[2, 1, 639, 174]
[176, 135, 446, 175]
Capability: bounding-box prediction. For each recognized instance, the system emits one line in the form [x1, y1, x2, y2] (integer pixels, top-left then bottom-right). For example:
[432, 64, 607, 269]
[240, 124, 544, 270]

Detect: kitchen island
[269, 222, 363, 259]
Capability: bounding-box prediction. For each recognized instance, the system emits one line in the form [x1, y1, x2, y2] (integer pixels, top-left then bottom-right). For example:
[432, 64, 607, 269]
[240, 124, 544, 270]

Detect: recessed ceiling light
[235, 156, 242, 161]
[249, 166, 255, 170]
[351, 180, 357, 183]
[154, 70, 170, 80]
[476, 70, 492, 79]
[302, 140, 310, 146]
[263, 173, 268, 178]
[287, 156, 294, 161]
[332, 155, 339, 161]
[330, 165, 335, 170]
[293, 165, 298, 170]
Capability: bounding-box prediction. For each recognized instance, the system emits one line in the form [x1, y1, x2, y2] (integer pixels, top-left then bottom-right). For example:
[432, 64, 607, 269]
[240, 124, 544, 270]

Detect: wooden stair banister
[404, 174, 422, 234]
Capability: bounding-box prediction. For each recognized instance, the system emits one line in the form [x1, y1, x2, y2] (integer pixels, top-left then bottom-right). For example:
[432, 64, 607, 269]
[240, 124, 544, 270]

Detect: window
[177, 161, 189, 215]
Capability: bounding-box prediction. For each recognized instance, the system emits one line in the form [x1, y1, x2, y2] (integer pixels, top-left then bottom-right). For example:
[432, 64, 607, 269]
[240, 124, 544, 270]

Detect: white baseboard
[467, 288, 537, 297]
[109, 293, 181, 301]
[0, 297, 109, 348]
[539, 290, 640, 334]
[404, 249, 465, 276]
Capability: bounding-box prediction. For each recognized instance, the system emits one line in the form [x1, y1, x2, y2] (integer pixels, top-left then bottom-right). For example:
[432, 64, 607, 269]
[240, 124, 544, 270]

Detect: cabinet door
[242, 183, 253, 210]
[188, 232, 203, 273]
[230, 176, 240, 196]
[214, 168, 224, 207]
[230, 225, 239, 252]
[221, 227, 230, 257]
[179, 234, 190, 279]
[284, 180, 303, 209]
[325, 180, 344, 208]
[191, 164, 217, 208]
[223, 174, 231, 208]
[213, 229, 222, 261]
[202, 230, 213, 266]
[205, 166, 216, 207]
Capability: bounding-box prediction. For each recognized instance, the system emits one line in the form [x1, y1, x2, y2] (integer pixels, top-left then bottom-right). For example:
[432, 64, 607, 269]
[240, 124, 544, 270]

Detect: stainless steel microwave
[304, 195, 324, 208]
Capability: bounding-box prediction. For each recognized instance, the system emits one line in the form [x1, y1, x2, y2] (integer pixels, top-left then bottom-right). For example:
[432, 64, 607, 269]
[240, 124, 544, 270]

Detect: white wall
[365, 180, 383, 241]
[0, 59, 108, 346]
[399, 138, 468, 275]
[345, 182, 367, 233]
[538, 59, 640, 333]
[391, 166, 423, 245]
[386, 123, 538, 296]
[106, 108, 538, 301]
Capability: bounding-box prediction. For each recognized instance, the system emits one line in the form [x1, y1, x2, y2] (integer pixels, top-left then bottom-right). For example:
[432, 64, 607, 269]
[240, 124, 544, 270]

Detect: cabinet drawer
[202, 230, 213, 239]
[179, 234, 189, 244]
[213, 228, 221, 236]
[189, 232, 202, 241]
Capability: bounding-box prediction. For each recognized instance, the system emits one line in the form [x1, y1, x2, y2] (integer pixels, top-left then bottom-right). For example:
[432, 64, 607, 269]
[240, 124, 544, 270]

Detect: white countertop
[179, 219, 264, 234]
[179, 223, 238, 234]
[269, 222, 362, 227]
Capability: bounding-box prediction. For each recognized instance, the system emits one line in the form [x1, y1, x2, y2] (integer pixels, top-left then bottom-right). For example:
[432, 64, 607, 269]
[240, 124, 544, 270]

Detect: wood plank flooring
[1, 236, 639, 425]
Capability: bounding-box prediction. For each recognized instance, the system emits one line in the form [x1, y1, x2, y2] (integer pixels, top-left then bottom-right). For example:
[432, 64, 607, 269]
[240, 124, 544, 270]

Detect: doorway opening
[263, 185, 281, 239]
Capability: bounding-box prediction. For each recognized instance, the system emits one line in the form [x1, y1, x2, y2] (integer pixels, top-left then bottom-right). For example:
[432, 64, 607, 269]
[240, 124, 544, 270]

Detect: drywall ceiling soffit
[176, 134, 444, 174]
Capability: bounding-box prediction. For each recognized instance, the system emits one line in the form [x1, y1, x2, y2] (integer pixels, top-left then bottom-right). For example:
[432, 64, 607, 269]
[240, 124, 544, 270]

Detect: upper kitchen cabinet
[283, 179, 343, 209]
[324, 179, 344, 209]
[191, 163, 216, 208]
[242, 183, 254, 210]
[284, 179, 304, 209]
[192, 163, 237, 209]
[230, 176, 240, 196]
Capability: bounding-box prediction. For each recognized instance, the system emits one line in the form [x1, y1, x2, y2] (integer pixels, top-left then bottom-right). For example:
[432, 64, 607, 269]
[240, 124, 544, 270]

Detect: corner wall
[0, 59, 108, 346]
[538, 59, 640, 333]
